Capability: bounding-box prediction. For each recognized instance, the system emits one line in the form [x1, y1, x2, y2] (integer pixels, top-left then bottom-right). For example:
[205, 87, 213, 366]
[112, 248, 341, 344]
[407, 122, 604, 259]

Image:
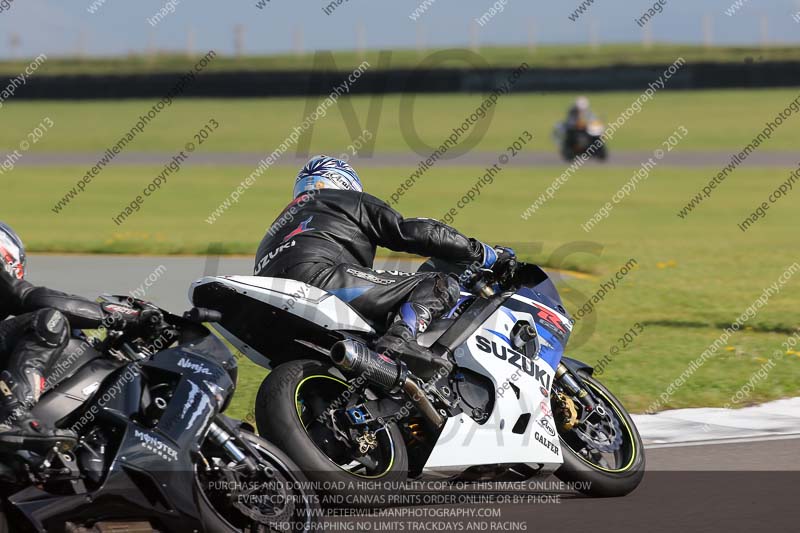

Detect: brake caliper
[554, 391, 579, 430]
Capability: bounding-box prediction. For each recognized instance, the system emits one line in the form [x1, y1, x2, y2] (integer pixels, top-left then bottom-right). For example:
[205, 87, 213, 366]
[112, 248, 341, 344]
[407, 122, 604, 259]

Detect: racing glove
[101, 303, 160, 333]
[480, 243, 516, 269]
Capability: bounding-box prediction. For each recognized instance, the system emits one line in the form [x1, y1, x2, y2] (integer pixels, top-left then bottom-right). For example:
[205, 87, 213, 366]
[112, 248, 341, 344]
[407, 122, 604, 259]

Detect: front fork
[554, 363, 602, 422]
[206, 421, 258, 474]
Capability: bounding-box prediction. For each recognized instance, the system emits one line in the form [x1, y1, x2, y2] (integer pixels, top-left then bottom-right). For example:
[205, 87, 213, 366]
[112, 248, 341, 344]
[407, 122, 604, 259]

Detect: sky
[1, 0, 800, 58]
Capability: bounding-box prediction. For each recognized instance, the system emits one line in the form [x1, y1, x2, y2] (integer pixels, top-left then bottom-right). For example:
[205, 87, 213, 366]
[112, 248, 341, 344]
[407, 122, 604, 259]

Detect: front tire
[554, 372, 645, 497]
[195, 428, 322, 532]
[256, 360, 408, 506]
[595, 143, 608, 161]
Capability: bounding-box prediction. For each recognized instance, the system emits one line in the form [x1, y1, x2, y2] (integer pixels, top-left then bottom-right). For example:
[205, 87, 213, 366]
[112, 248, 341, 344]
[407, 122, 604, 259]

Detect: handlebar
[460, 257, 518, 297]
[93, 297, 223, 362]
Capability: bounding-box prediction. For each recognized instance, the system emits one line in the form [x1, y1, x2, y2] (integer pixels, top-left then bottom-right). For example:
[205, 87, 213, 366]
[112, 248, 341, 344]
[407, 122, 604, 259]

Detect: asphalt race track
[323, 438, 800, 532]
[29, 255, 800, 531]
[6, 150, 800, 168]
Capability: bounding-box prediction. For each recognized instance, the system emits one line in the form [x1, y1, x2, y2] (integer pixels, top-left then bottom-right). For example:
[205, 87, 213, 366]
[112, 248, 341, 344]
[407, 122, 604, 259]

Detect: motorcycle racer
[0, 222, 145, 450]
[565, 96, 594, 145]
[254, 155, 514, 375]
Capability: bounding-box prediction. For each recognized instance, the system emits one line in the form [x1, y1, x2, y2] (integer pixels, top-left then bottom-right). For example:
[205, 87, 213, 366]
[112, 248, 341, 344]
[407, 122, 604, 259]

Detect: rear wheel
[256, 360, 408, 506]
[553, 372, 644, 497]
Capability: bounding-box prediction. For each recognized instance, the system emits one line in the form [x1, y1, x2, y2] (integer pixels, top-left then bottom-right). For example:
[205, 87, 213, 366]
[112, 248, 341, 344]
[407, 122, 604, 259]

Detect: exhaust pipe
[401, 378, 445, 428]
[330, 339, 408, 392]
[330, 340, 445, 428]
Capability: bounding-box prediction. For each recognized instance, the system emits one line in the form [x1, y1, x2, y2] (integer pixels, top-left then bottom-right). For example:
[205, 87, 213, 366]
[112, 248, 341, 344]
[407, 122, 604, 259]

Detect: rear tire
[554, 372, 645, 497]
[256, 360, 408, 507]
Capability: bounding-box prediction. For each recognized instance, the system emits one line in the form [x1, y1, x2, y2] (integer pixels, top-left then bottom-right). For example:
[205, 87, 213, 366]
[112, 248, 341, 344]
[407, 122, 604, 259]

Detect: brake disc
[574, 403, 623, 453]
[232, 467, 294, 530]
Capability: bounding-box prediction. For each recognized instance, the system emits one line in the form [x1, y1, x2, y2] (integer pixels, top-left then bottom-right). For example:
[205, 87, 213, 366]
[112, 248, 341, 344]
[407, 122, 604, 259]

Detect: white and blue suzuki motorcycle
[190, 258, 644, 502]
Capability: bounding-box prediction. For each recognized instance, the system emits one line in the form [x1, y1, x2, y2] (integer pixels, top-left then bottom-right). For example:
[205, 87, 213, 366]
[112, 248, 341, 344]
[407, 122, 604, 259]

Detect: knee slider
[32, 309, 69, 348]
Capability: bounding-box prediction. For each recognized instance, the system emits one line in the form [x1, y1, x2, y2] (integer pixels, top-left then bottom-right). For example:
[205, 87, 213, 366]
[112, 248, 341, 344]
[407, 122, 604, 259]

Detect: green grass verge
[2, 89, 799, 153]
[3, 44, 800, 75]
[9, 162, 800, 412]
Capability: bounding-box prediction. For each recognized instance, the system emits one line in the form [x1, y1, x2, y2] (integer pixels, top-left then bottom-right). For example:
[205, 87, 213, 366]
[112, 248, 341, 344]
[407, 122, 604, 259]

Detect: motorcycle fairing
[190, 275, 371, 369]
[190, 276, 373, 333]
[422, 294, 568, 475]
[422, 271, 573, 477]
[9, 338, 236, 532]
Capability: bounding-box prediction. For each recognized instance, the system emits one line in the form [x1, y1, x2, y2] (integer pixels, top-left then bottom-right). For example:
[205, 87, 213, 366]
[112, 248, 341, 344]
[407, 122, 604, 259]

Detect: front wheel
[256, 360, 408, 506]
[195, 427, 321, 532]
[595, 143, 608, 161]
[553, 372, 645, 497]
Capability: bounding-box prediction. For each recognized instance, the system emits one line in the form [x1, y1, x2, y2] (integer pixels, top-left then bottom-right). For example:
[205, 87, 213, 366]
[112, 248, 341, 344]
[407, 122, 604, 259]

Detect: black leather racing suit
[0, 268, 111, 432]
[254, 189, 486, 364]
[565, 106, 585, 147]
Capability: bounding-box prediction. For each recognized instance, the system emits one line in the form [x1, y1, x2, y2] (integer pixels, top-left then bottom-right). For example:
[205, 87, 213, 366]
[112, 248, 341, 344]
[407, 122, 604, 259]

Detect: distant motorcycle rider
[254, 156, 514, 375]
[0, 222, 143, 450]
[565, 96, 593, 144]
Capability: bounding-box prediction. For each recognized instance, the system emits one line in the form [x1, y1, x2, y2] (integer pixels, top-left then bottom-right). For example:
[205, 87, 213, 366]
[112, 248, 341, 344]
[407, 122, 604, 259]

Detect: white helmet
[293, 155, 363, 198]
[575, 96, 590, 111]
[0, 222, 26, 279]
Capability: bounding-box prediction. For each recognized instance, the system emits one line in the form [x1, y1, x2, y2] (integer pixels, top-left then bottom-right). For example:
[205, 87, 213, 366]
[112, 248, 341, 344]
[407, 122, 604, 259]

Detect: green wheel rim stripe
[295, 374, 349, 423]
[294, 373, 395, 479]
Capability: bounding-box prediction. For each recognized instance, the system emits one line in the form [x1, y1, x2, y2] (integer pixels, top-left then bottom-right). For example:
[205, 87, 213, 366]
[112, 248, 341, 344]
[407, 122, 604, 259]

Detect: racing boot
[0, 310, 76, 452]
[0, 392, 77, 453]
[374, 302, 453, 380]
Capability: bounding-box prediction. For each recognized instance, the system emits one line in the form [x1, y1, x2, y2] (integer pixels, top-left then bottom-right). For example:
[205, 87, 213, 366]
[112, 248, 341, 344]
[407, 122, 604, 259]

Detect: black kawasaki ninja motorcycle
[0, 296, 319, 533]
